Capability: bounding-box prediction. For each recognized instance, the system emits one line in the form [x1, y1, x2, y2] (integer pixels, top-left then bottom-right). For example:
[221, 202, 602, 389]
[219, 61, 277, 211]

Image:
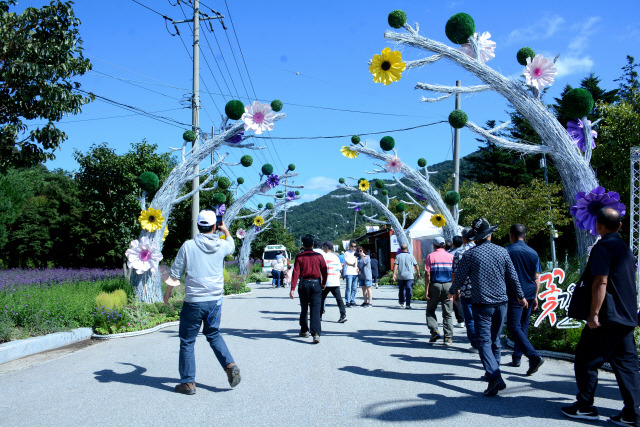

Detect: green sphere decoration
[217, 177, 231, 190]
[380, 136, 395, 151]
[276, 191, 284, 198]
[388, 9, 407, 29]
[240, 155, 253, 167]
[444, 190, 461, 206]
[288, 163, 296, 171]
[445, 13, 475, 44]
[225, 100, 245, 120]
[375, 179, 385, 189]
[183, 130, 196, 142]
[562, 88, 595, 119]
[295, 190, 300, 195]
[237, 177, 245, 185]
[381, 189, 389, 196]
[261, 164, 274, 175]
[358, 210, 364, 216]
[339, 178, 345, 184]
[258, 203, 264, 209]
[448, 109, 468, 129]
[351, 135, 361, 145]
[396, 202, 407, 212]
[212, 193, 227, 205]
[136, 171, 159, 192]
[271, 99, 283, 112]
[417, 158, 427, 168]
[516, 47, 535, 66]
[266, 203, 274, 209]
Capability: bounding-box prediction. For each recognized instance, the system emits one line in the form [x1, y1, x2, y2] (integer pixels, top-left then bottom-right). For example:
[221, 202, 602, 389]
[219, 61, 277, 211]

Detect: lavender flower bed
[0, 268, 123, 291]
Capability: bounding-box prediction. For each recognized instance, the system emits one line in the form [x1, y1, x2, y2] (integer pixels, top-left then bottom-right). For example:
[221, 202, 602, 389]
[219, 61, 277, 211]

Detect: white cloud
[507, 15, 565, 45]
[568, 16, 600, 52]
[303, 176, 339, 192]
[555, 55, 595, 78]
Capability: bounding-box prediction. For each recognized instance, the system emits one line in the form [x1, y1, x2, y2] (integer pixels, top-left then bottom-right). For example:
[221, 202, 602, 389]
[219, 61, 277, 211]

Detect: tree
[0, 167, 33, 254]
[0, 0, 93, 169]
[615, 55, 640, 101]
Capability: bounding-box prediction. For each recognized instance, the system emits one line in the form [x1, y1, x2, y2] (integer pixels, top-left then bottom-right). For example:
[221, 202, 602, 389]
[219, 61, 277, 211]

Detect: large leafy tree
[0, 0, 93, 170]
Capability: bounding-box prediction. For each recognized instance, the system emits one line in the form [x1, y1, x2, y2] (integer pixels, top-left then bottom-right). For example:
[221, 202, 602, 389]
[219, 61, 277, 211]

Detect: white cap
[197, 210, 217, 226]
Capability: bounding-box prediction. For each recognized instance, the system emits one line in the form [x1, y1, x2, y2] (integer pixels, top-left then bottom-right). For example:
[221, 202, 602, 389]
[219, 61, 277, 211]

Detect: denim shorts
[359, 278, 372, 288]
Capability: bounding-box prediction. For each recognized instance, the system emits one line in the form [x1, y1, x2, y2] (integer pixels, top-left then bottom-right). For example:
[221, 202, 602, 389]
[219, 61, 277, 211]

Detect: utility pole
[452, 80, 461, 194]
[541, 153, 557, 267]
[283, 177, 288, 229]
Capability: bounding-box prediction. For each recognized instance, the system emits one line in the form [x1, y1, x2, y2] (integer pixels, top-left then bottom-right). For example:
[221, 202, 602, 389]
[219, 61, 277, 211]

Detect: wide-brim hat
[470, 217, 498, 241]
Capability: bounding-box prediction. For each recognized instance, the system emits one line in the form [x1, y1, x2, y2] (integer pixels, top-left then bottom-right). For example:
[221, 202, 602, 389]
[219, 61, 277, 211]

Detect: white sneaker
[399, 303, 405, 307]
[455, 322, 465, 328]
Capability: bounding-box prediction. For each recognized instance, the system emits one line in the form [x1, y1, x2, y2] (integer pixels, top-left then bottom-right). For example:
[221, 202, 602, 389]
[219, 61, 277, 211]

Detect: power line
[252, 121, 447, 140]
[29, 107, 186, 125]
[90, 70, 183, 100]
[131, 0, 171, 19]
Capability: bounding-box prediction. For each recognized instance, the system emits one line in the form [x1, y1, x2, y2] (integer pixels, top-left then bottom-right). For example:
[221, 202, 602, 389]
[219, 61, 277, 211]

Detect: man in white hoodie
[164, 209, 240, 395]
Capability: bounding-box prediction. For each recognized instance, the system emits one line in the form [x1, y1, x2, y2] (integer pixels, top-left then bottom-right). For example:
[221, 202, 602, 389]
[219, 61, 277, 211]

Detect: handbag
[567, 255, 593, 321]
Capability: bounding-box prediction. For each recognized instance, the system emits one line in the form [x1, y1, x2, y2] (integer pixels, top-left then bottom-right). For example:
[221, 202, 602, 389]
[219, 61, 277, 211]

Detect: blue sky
[18, 0, 640, 206]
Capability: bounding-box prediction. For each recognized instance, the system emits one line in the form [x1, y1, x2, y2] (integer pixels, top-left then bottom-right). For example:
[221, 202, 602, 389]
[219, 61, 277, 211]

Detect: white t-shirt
[344, 250, 358, 276]
[322, 252, 342, 287]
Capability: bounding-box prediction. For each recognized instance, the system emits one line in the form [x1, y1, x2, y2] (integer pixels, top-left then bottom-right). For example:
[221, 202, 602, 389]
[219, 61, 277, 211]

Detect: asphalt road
[0, 283, 624, 426]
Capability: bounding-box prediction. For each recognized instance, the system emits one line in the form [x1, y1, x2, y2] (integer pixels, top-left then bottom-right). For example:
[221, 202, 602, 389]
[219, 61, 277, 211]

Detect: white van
[262, 244, 289, 277]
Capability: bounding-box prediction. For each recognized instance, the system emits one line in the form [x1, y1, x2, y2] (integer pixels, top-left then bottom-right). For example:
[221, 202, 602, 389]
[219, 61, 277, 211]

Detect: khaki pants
[426, 282, 454, 338]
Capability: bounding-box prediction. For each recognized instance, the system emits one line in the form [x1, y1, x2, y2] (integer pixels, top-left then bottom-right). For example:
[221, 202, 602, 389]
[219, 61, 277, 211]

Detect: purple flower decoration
[570, 186, 626, 235]
[215, 204, 226, 217]
[224, 125, 244, 144]
[351, 201, 362, 212]
[413, 186, 427, 202]
[286, 191, 296, 201]
[265, 174, 280, 188]
[255, 226, 261, 232]
[567, 119, 597, 152]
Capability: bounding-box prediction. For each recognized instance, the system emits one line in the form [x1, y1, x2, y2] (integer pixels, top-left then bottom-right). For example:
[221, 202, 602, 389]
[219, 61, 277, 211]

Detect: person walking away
[339, 251, 345, 279]
[164, 210, 240, 395]
[290, 234, 327, 344]
[357, 247, 373, 306]
[425, 236, 455, 346]
[449, 218, 526, 397]
[272, 251, 284, 288]
[451, 228, 477, 350]
[370, 253, 380, 289]
[393, 244, 420, 309]
[283, 265, 292, 288]
[344, 241, 358, 307]
[321, 241, 347, 323]
[505, 224, 544, 374]
[449, 235, 466, 329]
[561, 208, 640, 425]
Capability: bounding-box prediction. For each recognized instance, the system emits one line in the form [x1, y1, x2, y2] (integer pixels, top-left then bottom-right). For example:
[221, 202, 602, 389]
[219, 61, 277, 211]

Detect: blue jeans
[507, 299, 538, 361]
[345, 275, 358, 304]
[473, 302, 507, 380]
[397, 279, 414, 306]
[272, 270, 282, 287]
[179, 299, 234, 383]
[460, 298, 477, 348]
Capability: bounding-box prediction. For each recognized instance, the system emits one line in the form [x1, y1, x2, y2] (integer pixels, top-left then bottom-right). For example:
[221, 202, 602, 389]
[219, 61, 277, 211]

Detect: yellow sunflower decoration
[219, 234, 226, 240]
[139, 207, 165, 232]
[162, 226, 169, 241]
[358, 180, 370, 192]
[369, 47, 406, 85]
[341, 146, 359, 159]
[254, 216, 265, 227]
[430, 213, 447, 228]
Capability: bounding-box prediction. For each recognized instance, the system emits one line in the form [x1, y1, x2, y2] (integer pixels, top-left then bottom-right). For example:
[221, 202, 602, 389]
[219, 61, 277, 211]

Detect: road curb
[0, 327, 93, 365]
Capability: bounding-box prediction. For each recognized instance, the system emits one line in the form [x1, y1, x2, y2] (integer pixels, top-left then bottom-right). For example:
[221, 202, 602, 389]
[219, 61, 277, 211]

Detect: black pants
[321, 286, 346, 318]
[575, 324, 640, 420]
[298, 279, 322, 336]
[454, 299, 465, 323]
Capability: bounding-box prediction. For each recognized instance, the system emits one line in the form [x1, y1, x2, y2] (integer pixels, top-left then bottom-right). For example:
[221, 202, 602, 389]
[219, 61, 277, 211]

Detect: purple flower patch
[265, 174, 280, 188]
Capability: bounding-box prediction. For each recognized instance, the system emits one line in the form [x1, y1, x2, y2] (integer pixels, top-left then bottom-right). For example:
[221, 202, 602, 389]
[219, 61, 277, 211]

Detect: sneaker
[225, 364, 241, 388]
[510, 358, 521, 368]
[399, 302, 405, 307]
[174, 382, 196, 395]
[313, 335, 320, 344]
[483, 376, 506, 396]
[560, 401, 599, 420]
[405, 305, 412, 309]
[454, 322, 465, 328]
[609, 413, 636, 426]
[338, 316, 347, 323]
[361, 302, 367, 307]
[346, 303, 352, 308]
[443, 337, 453, 346]
[375, 284, 379, 289]
[299, 331, 309, 338]
[429, 333, 441, 343]
[526, 356, 544, 376]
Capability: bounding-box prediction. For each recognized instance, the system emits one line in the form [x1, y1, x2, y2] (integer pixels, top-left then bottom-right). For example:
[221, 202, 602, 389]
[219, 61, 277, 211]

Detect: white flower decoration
[242, 101, 276, 135]
[236, 228, 246, 239]
[384, 156, 403, 174]
[125, 236, 163, 274]
[459, 32, 496, 64]
[523, 54, 557, 91]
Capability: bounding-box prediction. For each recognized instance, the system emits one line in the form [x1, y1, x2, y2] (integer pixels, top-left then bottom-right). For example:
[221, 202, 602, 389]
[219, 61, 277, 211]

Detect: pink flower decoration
[242, 101, 276, 135]
[459, 32, 496, 64]
[523, 54, 557, 90]
[125, 236, 163, 274]
[384, 156, 403, 174]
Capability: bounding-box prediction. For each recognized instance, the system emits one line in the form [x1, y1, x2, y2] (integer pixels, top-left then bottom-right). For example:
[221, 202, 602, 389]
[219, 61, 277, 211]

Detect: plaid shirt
[452, 241, 475, 299]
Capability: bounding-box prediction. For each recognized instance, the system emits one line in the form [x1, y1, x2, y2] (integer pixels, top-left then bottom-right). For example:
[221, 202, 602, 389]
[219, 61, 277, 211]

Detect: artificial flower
[430, 213, 447, 228]
[413, 186, 427, 202]
[459, 32, 496, 64]
[255, 226, 261, 232]
[254, 216, 265, 227]
[224, 124, 244, 144]
[358, 180, 370, 192]
[138, 207, 165, 232]
[265, 174, 280, 188]
[162, 226, 169, 242]
[125, 236, 163, 274]
[352, 204, 362, 212]
[236, 228, 246, 239]
[341, 146, 359, 159]
[384, 156, 403, 174]
[242, 101, 276, 135]
[570, 186, 626, 235]
[523, 54, 557, 91]
[369, 47, 406, 85]
[567, 119, 598, 152]
[286, 191, 296, 201]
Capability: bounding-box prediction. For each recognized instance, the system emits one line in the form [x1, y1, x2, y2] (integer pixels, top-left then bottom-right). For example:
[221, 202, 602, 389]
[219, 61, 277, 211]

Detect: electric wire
[252, 121, 447, 140]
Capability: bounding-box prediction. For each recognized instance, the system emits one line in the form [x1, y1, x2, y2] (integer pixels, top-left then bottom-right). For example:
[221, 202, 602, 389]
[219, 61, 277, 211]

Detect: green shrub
[251, 263, 263, 274]
[0, 313, 14, 343]
[248, 272, 268, 283]
[95, 289, 128, 308]
[223, 268, 230, 283]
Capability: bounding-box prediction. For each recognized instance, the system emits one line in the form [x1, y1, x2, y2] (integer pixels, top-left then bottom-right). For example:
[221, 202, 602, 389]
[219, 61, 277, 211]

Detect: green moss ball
[216, 177, 231, 190]
[212, 193, 227, 205]
[380, 136, 395, 151]
[375, 179, 385, 189]
[261, 164, 274, 175]
[288, 163, 296, 171]
[339, 178, 345, 184]
[388, 10, 407, 29]
[351, 135, 361, 145]
[396, 202, 407, 212]
[271, 99, 283, 112]
[381, 189, 389, 196]
[183, 130, 196, 142]
[237, 177, 244, 185]
[240, 155, 253, 167]
[266, 203, 274, 209]
[257, 203, 263, 209]
[136, 171, 159, 192]
[418, 158, 427, 168]
[563, 88, 595, 119]
[276, 191, 284, 199]
[448, 109, 468, 129]
[445, 13, 475, 44]
[444, 190, 461, 206]
[295, 190, 300, 195]
[358, 211, 364, 216]
[225, 100, 245, 120]
[517, 47, 535, 66]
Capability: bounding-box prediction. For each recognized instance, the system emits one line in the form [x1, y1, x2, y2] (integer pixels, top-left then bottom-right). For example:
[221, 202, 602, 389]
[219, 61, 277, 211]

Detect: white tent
[406, 208, 445, 264]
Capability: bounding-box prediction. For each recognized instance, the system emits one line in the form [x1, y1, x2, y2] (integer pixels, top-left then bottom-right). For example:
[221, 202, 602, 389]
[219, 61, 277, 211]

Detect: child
[283, 265, 292, 288]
